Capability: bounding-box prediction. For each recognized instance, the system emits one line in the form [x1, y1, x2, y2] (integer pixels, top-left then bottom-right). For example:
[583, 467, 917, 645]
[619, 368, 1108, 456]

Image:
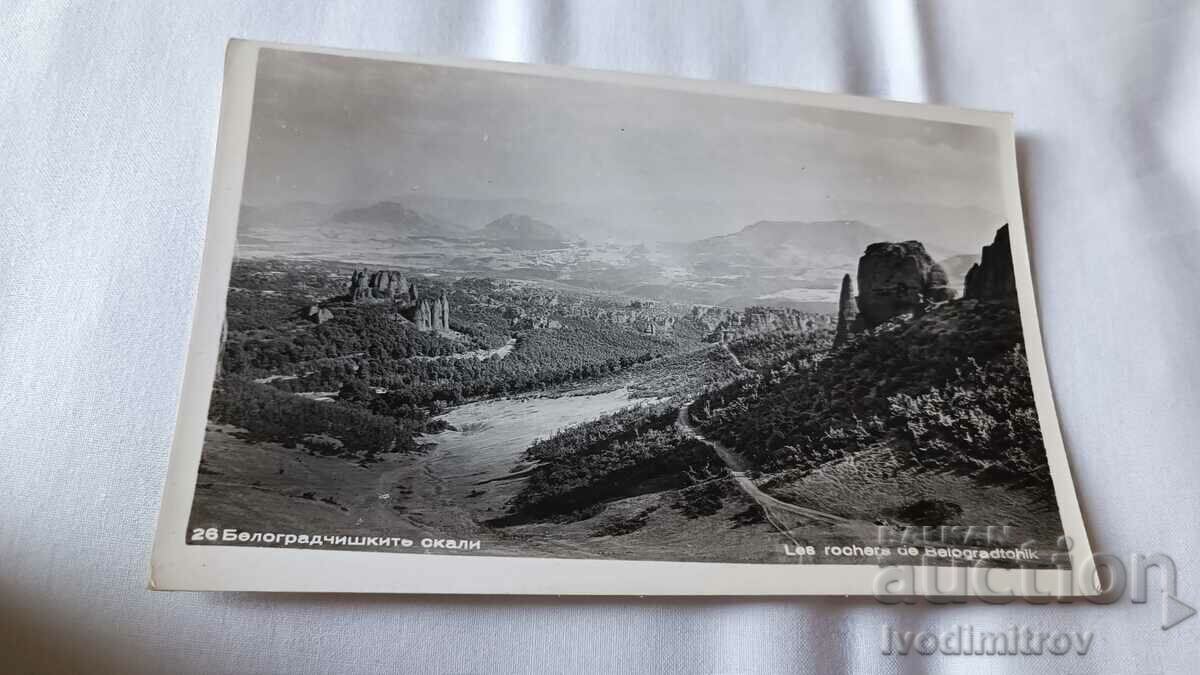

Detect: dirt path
[698, 342, 854, 524]
[675, 402, 852, 539]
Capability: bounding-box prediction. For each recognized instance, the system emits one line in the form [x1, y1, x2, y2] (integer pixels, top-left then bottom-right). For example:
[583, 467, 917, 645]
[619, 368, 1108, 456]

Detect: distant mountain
[479, 214, 574, 249]
[659, 219, 974, 311]
[401, 195, 613, 242]
[938, 254, 982, 291]
[688, 220, 901, 270]
[332, 201, 467, 237]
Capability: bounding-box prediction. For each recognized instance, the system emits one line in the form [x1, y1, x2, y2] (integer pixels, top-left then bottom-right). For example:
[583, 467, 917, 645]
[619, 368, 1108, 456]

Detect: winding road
[675, 341, 852, 543]
[674, 404, 849, 527]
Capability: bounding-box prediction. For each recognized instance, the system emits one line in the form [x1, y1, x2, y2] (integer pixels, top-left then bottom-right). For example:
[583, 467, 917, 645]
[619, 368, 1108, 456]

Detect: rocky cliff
[690, 306, 734, 332]
[349, 269, 419, 306]
[706, 306, 830, 342]
[302, 304, 333, 325]
[413, 292, 451, 332]
[833, 274, 857, 347]
[854, 241, 955, 329]
[347, 269, 449, 332]
[964, 224, 1018, 304]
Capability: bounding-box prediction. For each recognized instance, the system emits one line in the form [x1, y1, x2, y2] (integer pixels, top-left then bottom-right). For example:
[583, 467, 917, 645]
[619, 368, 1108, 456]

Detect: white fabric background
[2, 1, 1198, 672]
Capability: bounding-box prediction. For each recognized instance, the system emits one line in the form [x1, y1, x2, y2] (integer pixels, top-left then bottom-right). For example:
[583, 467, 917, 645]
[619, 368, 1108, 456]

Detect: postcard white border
[150, 39, 1095, 596]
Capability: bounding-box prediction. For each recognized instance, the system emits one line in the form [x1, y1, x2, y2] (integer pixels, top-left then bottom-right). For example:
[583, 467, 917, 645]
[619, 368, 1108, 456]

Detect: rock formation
[631, 315, 672, 335]
[705, 306, 830, 343]
[854, 241, 956, 329]
[502, 300, 566, 330]
[412, 291, 451, 332]
[833, 274, 857, 347]
[433, 292, 450, 331]
[303, 304, 333, 325]
[964, 224, 1018, 304]
[349, 269, 418, 306]
[690, 306, 733, 332]
[346, 269, 449, 332]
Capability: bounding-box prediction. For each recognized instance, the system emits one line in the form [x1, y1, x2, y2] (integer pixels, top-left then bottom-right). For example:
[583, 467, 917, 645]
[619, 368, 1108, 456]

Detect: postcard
[151, 40, 1093, 595]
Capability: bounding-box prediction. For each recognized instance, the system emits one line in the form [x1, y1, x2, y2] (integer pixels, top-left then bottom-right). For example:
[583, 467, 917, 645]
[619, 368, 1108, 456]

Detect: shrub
[885, 345, 1048, 485]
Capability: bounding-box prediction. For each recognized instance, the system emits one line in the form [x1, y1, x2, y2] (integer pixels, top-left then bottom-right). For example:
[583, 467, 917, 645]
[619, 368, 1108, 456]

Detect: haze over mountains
[237, 199, 981, 310]
[332, 201, 468, 237]
[479, 214, 577, 249]
[687, 219, 944, 271]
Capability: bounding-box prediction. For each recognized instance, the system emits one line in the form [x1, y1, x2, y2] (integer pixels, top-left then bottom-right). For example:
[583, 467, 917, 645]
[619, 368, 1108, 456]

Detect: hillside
[692, 298, 1050, 493]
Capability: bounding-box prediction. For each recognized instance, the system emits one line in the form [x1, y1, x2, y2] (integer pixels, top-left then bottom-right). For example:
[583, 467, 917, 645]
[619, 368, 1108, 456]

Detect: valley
[237, 200, 983, 312]
[189, 208, 1064, 567]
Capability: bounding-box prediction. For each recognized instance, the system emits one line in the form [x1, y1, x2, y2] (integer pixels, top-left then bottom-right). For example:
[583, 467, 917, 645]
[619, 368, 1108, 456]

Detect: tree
[338, 377, 375, 403]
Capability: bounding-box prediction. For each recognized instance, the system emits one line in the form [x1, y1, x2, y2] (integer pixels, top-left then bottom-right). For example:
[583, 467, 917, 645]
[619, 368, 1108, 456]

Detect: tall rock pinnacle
[833, 273, 857, 347]
[964, 224, 1018, 304]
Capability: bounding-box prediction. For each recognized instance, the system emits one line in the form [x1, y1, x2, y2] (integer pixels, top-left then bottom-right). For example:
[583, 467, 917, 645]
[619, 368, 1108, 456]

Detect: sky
[242, 48, 1009, 252]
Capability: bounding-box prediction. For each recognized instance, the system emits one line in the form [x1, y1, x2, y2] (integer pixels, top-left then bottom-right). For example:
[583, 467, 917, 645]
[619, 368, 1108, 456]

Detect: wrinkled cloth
[1, 1, 1198, 673]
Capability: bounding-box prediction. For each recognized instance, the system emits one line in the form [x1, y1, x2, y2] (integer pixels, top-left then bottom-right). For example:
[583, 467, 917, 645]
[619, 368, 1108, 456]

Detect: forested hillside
[501, 404, 721, 523]
[691, 298, 1050, 495]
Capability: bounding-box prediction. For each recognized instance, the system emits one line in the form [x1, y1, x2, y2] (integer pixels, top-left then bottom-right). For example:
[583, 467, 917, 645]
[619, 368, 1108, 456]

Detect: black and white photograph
[14, 2, 1200, 671]
[162, 43, 1085, 579]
